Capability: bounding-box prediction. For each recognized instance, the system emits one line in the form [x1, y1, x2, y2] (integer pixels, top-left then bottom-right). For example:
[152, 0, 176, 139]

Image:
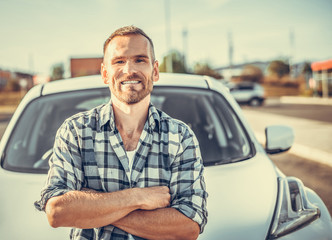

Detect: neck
[111, 95, 150, 133]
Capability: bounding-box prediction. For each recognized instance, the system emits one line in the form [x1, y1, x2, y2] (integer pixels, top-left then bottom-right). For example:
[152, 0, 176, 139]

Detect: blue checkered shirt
[35, 102, 208, 240]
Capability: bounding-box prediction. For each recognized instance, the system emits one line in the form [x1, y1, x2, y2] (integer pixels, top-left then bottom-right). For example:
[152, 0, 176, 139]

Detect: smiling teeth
[122, 81, 140, 84]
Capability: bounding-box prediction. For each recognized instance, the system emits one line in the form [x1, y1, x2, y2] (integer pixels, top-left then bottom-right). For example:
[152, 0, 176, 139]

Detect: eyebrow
[134, 54, 149, 59]
[111, 55, 149, 61]
[111, 56, 125, 61]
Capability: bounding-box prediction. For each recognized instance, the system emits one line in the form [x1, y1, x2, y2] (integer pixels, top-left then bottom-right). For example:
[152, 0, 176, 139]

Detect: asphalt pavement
[243, 97, 332, 167]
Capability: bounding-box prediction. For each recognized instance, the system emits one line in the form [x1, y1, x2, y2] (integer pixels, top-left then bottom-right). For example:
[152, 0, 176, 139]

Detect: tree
[50, 63, 65, 81]
[267, 60, 290, 78]
[240, 65, 264, 83]
[159, 50, 187, 73]
[301, 61, 313, 89]
[301, 62, 312, 75]
[193, 62, 222, 79]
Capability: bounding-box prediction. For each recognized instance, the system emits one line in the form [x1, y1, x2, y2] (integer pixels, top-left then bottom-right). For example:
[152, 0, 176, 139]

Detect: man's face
[101, 34, 159, 104]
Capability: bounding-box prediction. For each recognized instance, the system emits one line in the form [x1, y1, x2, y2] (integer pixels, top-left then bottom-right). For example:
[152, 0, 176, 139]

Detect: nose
[123, 60, 137, 74]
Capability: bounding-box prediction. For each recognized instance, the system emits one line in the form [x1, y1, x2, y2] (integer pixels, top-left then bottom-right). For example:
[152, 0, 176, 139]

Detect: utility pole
[182, 27, 188, 72]
[228, 31, 233, 78]
[164, 0, 173, 72]
[289, 28, 295, 78]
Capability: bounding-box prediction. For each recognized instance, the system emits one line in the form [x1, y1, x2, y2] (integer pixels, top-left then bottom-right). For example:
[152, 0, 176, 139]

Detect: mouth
[121, 80, 141, 85]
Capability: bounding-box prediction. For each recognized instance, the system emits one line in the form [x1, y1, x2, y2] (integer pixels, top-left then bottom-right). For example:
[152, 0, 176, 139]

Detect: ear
[152, 60, 159, 82]
[101, 63, 109, 84]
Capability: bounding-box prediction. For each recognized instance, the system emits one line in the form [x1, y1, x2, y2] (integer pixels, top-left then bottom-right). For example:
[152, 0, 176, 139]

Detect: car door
[0, 88, 110, 239]
[0, 169, 70, 239]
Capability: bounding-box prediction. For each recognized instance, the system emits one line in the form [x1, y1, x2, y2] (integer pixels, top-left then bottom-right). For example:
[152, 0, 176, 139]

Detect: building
[70, 57, 103, 78]
[311, 59, 332, 98]
[215, 60, 309, 81]
[0, 69, 12, 90]
[0, 69, 34, 91]
[14, 71, 34, 89]
[214, 61, 270, 81]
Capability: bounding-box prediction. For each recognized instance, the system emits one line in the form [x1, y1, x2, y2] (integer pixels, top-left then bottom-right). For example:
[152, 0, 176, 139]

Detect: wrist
[128, 188, 145, 210]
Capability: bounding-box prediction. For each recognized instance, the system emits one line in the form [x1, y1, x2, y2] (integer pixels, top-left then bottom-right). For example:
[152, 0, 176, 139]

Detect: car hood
[200, 152, 278, 239]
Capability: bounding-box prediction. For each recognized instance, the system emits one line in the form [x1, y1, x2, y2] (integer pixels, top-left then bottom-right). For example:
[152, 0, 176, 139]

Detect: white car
[0, 73, 331, 239]
[227, 81, 265, 106]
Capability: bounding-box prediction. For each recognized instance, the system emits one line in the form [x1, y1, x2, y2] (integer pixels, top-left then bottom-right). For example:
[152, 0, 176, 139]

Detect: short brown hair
[103, 25, 155, 62]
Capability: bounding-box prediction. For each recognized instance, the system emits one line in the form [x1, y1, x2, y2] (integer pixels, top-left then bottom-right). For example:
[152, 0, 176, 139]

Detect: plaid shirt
[35, 102, 208, 240]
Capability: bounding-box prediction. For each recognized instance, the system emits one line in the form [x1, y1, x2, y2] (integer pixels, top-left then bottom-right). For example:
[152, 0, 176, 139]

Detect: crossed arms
[38, 119, 207, 240]
[45, 186, 199, 240]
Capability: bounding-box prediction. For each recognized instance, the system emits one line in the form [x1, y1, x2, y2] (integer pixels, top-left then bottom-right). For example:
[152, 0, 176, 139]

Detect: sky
[0, 0, 331, 76]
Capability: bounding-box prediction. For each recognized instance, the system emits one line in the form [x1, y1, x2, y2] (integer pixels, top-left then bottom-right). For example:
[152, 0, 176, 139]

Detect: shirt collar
[98, 100, 161, 133]
[147, 104, 161, 133]
[98, 101, 115, 131]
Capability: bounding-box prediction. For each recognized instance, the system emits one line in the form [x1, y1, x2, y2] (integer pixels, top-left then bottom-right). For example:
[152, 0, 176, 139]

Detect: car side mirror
[265, 125, 294, 154]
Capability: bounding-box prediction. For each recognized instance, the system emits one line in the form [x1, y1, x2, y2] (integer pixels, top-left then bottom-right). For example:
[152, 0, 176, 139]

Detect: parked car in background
[0, 73, 331, 239]
[226, 81, 265, 106]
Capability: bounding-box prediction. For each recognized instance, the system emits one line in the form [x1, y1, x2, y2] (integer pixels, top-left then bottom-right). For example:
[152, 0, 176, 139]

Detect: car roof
[41, 73, 211, 96]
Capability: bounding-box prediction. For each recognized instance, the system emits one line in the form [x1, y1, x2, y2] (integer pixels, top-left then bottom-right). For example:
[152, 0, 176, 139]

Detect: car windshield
[3, 86, 252, 173]
[152, 87, 252, 166]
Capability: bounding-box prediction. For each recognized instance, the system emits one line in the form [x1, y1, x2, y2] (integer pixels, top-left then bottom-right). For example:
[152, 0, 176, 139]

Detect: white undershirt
[125, 149, 137, 240]
[126, 149, 136, 175]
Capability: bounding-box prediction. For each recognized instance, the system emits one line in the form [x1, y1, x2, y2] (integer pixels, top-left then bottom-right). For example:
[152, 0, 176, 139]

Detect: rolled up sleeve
[170, 128, 208, 233]
[34, 120, 84, 211]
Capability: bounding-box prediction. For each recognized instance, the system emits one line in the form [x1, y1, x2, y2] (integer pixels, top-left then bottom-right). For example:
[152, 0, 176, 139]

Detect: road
[247, 103, 332, 123]
[242, 103, 332, 165]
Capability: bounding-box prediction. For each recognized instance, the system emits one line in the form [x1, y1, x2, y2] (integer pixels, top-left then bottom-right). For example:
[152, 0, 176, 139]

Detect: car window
[2, 89, 110, 173]
[3, 87, 253, 173]
[237, 85, 254, 90]
[151, 87, 252, 166]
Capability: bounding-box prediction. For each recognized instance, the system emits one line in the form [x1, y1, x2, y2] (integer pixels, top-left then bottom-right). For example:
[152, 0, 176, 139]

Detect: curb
[280, 96, 332, 106]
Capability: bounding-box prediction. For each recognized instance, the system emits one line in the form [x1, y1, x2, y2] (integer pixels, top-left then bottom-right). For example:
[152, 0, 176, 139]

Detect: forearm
[113, 208, 200, 240]
[45, 188, 140, 229]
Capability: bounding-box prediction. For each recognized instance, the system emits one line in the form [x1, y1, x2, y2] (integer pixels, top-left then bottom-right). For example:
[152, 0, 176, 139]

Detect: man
[35, 25, 208, 240]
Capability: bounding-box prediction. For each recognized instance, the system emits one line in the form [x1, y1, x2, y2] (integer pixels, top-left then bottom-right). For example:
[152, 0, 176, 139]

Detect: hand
[137, 186, 171, 210]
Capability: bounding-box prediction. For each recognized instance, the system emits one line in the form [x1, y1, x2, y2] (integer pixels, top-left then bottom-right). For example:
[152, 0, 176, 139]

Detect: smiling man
[35, 26, 208, 240]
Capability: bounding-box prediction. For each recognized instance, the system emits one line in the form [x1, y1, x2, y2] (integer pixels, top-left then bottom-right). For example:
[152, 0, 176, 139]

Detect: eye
[136, 58, 146, 63]
[112, 58, 125, 65]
